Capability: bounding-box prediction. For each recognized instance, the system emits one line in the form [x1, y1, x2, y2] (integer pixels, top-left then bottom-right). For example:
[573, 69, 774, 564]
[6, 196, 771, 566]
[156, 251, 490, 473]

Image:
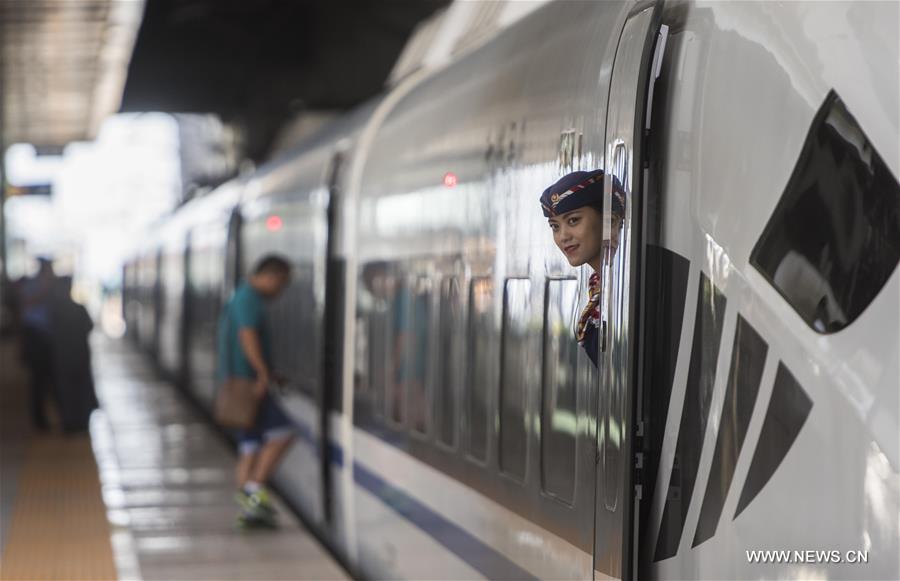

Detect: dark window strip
[637, 246, 690, 567]
[692, 316, 768, 547]
[735, 362, 812, 518]
[654, 272, 727, 562]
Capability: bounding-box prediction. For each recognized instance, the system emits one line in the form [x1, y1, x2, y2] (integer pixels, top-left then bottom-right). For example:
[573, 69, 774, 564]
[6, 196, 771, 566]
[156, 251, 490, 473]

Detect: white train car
[124, 1, 899, 578]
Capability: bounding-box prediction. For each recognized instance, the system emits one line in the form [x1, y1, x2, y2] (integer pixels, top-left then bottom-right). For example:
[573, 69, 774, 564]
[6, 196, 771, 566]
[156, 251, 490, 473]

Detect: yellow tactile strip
[0, 434, 117, 581]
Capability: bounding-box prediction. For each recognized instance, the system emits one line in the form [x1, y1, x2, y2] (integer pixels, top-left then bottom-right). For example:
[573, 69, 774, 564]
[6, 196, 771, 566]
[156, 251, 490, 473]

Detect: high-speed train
[123, 0, 899, 578]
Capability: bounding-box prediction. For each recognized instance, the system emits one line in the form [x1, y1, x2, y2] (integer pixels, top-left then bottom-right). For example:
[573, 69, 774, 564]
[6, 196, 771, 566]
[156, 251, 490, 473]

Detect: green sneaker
[251, 489, 277, 517]
[236, 511, 278, 530]
[235, 489, 277, 519]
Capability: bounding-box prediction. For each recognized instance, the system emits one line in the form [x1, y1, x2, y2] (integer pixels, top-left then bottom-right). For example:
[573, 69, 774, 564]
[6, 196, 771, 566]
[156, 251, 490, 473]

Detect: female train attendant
[540, 169, 625, 367]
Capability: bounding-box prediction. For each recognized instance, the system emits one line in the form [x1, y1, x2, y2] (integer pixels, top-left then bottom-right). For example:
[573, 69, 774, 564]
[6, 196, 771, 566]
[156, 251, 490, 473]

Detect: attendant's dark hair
[587, 202, 625, 219]
[253, 254, 291, 276]
[587, 191, 626, 219]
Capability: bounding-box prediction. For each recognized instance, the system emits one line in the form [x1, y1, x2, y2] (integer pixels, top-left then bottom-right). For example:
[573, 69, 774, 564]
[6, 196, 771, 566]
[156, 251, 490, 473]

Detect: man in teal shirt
[218, 254, 293, 527]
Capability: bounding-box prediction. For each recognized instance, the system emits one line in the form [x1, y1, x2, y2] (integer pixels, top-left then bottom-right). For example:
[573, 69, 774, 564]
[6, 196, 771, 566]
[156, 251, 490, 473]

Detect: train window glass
[387, 274, 409, 425]
[437, 276, 464, 449]
[751, 91, 900, 334]
[542, 278, 579, 504]
[368, 309, 388, 421]
[283, 275, 308, 394]
[359, 261, 391, 421]
[499, 278, 535, 482]
[295, 266, 317, 395]
[466, 277, 495, 462]
[408, 276, 432, 435]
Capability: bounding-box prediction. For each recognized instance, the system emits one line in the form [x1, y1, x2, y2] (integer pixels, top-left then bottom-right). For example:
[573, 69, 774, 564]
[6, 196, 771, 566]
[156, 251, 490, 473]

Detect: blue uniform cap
[540, 169, 625, 218]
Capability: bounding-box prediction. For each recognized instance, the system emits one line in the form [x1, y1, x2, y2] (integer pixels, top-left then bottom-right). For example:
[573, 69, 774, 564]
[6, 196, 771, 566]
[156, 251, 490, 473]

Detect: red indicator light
[266, 215, 283, 231]
[443, 172, 458, 188]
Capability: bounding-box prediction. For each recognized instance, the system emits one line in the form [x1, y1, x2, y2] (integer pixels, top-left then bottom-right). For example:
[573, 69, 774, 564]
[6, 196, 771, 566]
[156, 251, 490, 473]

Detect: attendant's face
[548, 206, 623, 269]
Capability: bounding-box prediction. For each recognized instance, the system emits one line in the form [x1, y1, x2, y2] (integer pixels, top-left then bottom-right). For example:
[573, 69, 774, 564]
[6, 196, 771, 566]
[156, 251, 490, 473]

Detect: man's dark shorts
[234, 393, 294, 455]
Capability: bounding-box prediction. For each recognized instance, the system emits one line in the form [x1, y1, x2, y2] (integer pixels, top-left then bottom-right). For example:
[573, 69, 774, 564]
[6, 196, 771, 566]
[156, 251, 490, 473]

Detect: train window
[359, 262, 391, 421]
[282, 273, 309, 395]
[299, 265, 319, 395]
[387, 274, 410, 425]
[499, 278, 536, 482]
[541, 278, 579, 504]
[437, 276, 464, 449]
[408, 276, 432, 435]
[368, 308, 388, 421]
[751, 91, 900, 334]
[466, 277, 495, 462]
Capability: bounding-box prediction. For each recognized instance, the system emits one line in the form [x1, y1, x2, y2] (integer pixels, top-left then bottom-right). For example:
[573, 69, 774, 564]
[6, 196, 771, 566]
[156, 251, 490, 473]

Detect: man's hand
[238, 327, 271, 399]
[254, 371, 270, 398]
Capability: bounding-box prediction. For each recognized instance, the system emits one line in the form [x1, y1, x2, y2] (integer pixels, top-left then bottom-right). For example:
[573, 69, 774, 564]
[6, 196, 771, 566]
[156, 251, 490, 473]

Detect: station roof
[0, 0, 142, 149]
[0, 0, 446, 159]
[119, 0, 449, 160]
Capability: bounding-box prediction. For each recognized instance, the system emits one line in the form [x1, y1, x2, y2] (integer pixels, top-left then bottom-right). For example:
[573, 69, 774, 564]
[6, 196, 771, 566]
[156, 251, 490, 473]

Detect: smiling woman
[540, 169, 625, 367]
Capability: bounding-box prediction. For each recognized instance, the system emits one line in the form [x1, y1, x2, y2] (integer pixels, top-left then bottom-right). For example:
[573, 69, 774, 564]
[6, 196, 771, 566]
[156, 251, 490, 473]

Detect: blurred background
[1, 0, 501, 333]
[1, 3, 555, 577]
[4, 115, 181, 335]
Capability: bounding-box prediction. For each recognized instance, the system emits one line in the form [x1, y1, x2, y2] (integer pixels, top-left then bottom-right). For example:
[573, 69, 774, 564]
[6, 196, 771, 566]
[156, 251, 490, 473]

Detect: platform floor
[2, 334, 117, 581]
[1, 334, 349, 581]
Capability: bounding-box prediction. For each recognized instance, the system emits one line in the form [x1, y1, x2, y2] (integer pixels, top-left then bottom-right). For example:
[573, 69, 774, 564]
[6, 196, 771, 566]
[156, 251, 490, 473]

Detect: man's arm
[238, 327, 270, 395]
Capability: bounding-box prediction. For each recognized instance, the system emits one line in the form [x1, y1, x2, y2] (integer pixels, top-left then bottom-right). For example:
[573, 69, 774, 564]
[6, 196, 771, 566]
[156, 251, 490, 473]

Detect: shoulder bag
[214, 309, 261, 429]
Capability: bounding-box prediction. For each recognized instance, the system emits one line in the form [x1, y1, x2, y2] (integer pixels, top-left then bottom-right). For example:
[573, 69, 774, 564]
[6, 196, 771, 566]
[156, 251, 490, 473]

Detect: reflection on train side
[353, 259, 600, 549]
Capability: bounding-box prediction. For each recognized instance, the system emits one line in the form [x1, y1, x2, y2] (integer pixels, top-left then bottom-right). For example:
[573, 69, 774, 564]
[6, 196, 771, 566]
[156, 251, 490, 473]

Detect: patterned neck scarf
[575, 272, 602, 344]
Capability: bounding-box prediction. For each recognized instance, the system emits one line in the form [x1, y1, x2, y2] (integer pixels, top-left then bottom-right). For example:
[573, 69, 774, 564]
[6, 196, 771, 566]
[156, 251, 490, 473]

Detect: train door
[321, 151, 345, 526]
[238, 159, 337, 528]
[594, 3, 666, 578]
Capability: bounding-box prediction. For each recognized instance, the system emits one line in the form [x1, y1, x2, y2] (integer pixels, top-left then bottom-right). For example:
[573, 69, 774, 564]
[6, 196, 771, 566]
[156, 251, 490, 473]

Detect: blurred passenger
[1, 275, 20, 338]
[217, 254, 294, 528]
[540, 170, 625, 367]
[18, 258, 58, 430]
[49, 276, 98, 433]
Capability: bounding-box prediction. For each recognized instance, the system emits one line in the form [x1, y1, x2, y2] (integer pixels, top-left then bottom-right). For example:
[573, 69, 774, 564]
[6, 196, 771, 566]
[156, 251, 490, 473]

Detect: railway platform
[0, 333, 349, 581]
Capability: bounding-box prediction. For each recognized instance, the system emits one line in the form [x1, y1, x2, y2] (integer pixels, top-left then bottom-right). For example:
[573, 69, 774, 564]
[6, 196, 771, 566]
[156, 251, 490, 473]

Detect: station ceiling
[0, 0, 446, 159]
[0, 0, 142, 149]
[119, 0, 449, 161]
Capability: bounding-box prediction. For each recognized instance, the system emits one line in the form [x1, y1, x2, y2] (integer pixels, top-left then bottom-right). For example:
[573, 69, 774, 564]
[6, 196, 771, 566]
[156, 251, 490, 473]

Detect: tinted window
[541, 278, 579, 503]
[437, 276, 464, 448]
[499, 278, 536, 482]
[387, 275, 409, 425]
[366, 271, 390, 420]
[408, 276, 432, 435]
[466, 277, 494, 462]
[751, 91, 900, 333]
[367, 314, 386, 419]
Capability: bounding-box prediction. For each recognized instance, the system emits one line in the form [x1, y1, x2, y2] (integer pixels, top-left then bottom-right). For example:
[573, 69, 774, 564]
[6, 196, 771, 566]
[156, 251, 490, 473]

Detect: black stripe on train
[646, 88, 899, 562]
